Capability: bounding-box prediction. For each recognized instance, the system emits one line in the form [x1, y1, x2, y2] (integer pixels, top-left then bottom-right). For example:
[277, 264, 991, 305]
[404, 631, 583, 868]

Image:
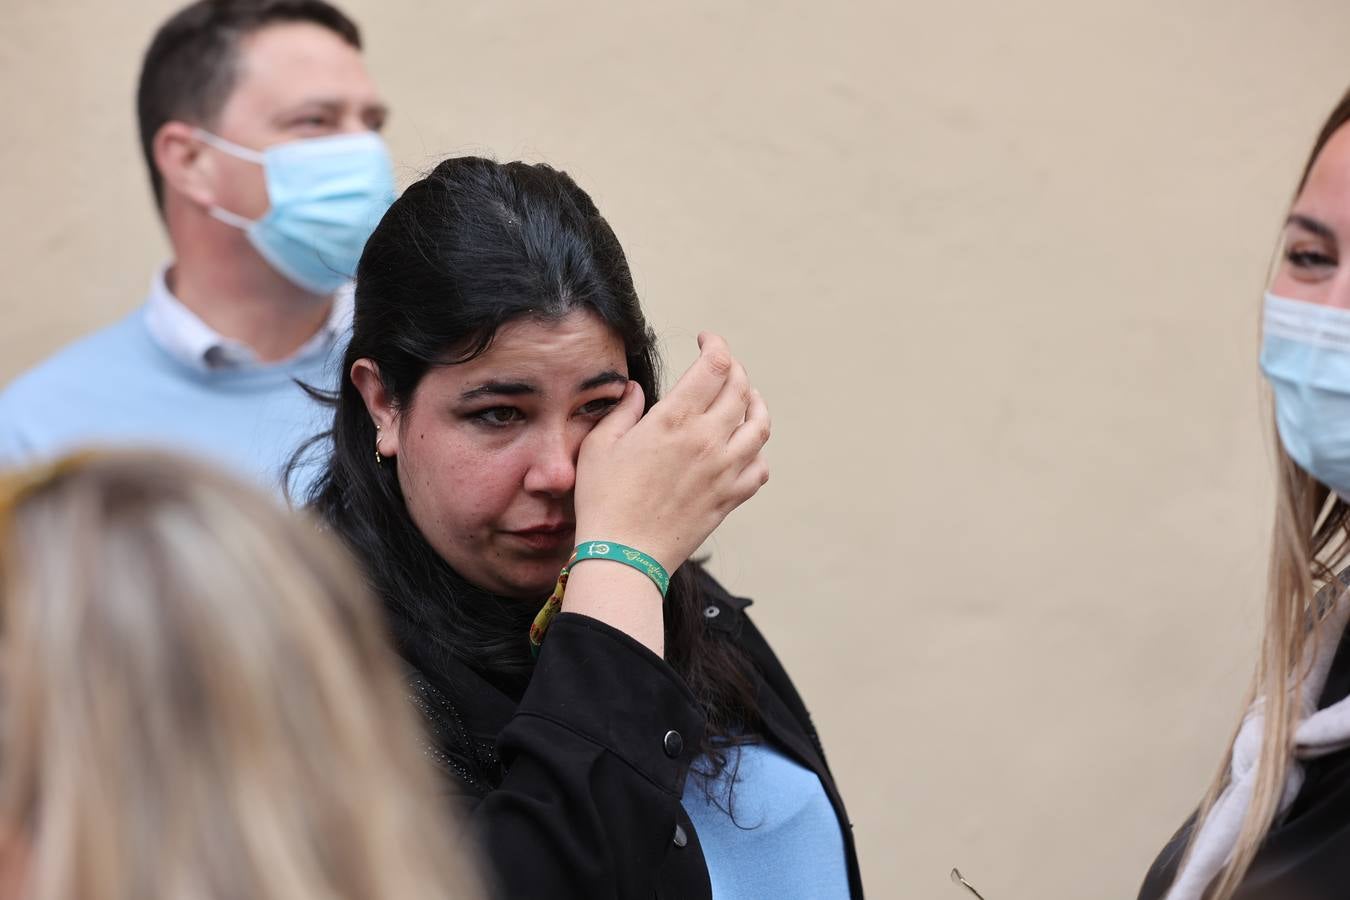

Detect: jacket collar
[695, 571, 753, 634]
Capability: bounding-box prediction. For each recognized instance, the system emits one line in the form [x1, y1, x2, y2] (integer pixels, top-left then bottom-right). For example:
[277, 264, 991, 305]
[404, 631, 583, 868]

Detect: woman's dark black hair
[298, 157, 761, 781]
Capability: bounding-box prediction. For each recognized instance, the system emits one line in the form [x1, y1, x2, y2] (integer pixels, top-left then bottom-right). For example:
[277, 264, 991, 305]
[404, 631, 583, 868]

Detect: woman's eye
[578, 397, 620, 418]
[470, 407, 523, 427]
[1287, 248, 1337, 269]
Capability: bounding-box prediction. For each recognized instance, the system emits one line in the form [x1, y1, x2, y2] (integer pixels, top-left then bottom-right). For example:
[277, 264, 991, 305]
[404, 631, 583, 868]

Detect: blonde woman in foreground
[0, 450, 481, 900]
[1139, 88, 1350, 900]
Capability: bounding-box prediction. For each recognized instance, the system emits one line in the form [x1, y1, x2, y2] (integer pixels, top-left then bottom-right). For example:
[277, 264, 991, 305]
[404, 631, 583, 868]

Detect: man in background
[0, 0, 393, 493]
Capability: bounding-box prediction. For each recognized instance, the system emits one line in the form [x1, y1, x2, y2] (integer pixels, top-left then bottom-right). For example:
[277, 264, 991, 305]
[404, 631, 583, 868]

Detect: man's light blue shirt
[0, 267, 348, 495]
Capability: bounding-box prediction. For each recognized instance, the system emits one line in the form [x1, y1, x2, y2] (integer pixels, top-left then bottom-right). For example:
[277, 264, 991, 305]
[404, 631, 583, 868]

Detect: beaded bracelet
[528, 542, 671, 656]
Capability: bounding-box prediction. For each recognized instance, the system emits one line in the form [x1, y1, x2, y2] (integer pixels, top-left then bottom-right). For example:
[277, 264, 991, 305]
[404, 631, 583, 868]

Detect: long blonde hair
[0, 451, 482, 900]
[1187, 88, 1350, 900]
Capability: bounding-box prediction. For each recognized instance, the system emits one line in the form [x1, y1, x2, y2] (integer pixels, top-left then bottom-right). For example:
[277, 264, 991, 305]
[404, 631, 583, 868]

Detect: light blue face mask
[1261, 291, 1350, 496]
[195, 129, 396, 295]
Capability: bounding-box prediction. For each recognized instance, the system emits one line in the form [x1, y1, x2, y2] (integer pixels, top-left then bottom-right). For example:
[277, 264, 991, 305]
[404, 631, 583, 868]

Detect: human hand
[574, 333, 771, 573]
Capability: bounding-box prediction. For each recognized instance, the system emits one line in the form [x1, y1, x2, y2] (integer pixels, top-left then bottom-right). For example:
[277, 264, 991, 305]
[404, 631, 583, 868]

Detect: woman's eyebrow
[579, 370, 628, 391]
[459, 380, 536, 401]
[1288, 213, 1337, 241]
[458, 371, 625, 401]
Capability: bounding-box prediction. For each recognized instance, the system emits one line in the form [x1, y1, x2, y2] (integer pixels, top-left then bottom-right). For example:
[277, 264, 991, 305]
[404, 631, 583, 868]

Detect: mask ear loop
[205, 205, 258, 230]
[192, 129, 267, 229]
[192, 128, 266, 164]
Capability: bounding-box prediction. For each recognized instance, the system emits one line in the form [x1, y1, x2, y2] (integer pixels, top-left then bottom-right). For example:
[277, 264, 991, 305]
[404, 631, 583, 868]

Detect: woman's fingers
[662, 333, 736, 418]
[705, 359, 754, 430]
[588, 381, 644, 444]
[573, 331, 771, 572]
[725, 388, 771, 460]
[729, 453, 771, 504]
[720, 390, 770, 506]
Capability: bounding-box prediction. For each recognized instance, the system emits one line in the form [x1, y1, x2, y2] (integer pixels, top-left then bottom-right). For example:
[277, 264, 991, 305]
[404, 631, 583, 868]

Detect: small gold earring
[374, 424, 383, 466]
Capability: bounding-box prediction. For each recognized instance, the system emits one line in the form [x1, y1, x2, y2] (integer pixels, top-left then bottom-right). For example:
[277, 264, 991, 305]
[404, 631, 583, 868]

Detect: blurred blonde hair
[1187, 88, 1350, 900]
[0, 450, 482, 900]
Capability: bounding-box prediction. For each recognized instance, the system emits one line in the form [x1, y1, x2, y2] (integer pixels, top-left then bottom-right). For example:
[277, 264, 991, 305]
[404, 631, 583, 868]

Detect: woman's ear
[350, 359, 400, 459]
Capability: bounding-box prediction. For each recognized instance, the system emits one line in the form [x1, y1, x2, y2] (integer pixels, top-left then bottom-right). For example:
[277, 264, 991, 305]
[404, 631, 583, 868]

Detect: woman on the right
[1139, 88, 1350, 900]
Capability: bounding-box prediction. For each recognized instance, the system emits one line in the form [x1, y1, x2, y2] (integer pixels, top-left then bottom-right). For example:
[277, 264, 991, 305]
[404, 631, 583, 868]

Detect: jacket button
[673, 824, 688, 848]
[663, 729, 684, 758]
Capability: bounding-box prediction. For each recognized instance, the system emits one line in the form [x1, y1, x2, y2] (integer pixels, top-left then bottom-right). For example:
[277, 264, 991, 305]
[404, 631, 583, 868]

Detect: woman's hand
[573, 332, 771, 574]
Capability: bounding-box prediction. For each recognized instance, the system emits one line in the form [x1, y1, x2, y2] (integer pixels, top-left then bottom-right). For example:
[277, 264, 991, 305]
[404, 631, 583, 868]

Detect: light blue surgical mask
[1261, 291, 1350, 496]
[195, 129, 396, 295]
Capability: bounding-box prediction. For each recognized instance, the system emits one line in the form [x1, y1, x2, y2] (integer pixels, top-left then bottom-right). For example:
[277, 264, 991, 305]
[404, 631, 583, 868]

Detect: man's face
[203, 21, 388, 221]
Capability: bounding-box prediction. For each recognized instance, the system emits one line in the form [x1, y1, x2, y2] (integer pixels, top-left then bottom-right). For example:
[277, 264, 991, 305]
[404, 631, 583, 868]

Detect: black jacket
[404, 575, 864, 899]
[1138, 624, 1350, 900]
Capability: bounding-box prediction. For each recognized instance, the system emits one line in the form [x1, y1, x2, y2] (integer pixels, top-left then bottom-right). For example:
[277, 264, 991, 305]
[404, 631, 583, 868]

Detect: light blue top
[0, 306, 341, 496]
[681, 742, 851, 900]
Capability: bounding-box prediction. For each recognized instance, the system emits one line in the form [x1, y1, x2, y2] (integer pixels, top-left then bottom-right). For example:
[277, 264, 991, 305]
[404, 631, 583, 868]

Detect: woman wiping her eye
[299, 156, 863, 899]
[1139, 87, 1350, 900]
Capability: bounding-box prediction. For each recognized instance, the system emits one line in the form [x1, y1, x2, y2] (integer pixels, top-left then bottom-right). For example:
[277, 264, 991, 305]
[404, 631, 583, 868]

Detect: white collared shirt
[143, 265, 353, 372]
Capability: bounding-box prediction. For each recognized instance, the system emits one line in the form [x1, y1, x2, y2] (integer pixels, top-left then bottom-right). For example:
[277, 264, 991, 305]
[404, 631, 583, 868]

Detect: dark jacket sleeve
[460, 613, 707, 899]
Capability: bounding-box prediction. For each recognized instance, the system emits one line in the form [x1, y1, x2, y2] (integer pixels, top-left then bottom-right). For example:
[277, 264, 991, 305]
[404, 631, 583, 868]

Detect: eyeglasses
[950, 868, 988, 899]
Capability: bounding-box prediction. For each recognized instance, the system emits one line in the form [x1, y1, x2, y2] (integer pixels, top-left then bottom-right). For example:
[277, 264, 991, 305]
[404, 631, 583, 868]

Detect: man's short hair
[136, 0, 362, 210]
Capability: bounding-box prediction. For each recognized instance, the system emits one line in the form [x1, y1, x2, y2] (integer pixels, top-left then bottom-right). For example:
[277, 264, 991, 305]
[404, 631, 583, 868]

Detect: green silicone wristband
[570, 541, 670, 597]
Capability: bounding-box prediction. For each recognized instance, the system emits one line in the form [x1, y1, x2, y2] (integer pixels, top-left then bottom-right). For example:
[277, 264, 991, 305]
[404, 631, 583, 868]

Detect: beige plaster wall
[4, 0, 1350, 895]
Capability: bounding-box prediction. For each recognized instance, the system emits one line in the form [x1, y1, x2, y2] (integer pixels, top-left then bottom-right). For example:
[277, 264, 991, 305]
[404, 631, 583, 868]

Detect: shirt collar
[144, 264, 352, 372]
